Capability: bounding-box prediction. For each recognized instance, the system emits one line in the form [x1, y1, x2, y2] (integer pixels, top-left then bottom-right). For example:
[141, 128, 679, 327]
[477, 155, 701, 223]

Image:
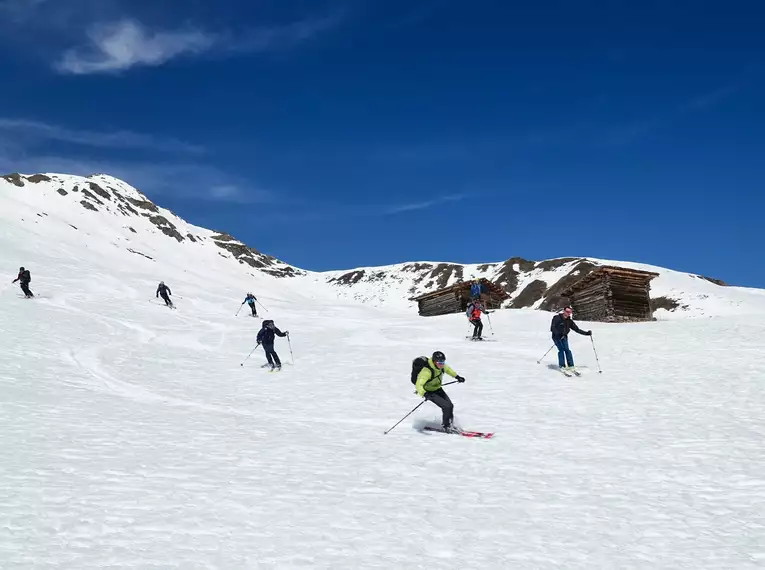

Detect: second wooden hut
[560, 266, 659, 322]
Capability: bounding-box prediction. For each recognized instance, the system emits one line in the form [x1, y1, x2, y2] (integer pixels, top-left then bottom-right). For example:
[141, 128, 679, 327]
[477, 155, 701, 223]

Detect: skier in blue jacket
[242, 292, 258, 317]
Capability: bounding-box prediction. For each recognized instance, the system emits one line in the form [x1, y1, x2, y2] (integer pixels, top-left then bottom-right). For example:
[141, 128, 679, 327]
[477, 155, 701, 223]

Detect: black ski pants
[425, 388, 454, 428]
[262, 343, 281, 367]
[160, 293, 172, 306]
[471, 318, 483, 338]
[19, 282, 33, 297]
[249, 302, 257, 316]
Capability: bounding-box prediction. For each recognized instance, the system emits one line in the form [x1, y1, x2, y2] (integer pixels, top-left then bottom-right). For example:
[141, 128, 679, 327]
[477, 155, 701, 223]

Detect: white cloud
[0, 147, 271, 204]
[55, 19, 214, 74]
[53, 14, 342, 75]
[0, 117, 203, 153]
[382, 194, 467, 214]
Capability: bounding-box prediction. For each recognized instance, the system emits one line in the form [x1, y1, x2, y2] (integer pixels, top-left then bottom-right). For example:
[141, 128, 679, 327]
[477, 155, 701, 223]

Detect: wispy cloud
[678, 84, 740, 115]
[0, 117, 203, 153]
[599, 82, 743, 147]
[54, 14, 341, 75]
[55, 19, 214, 74]
[0, 127, 268, 204]
[0, 0, 50, 23]
[382, 194, 467, 214]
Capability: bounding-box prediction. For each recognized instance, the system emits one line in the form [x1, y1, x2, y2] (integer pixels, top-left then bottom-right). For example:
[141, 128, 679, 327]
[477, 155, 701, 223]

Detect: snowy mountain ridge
[3, 171, 764, 317]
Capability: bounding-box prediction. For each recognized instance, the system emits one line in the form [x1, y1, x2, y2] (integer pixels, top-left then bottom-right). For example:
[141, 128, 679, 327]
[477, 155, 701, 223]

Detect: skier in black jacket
[550, 307, 591, 370]
[256, 320, 289, 371]
[12, 267, 33, 298]
[156, 281, 173, 307]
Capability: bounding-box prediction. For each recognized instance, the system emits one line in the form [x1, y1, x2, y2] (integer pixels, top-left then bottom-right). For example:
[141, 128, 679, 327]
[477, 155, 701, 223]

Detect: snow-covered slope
[324, 256, 765, 317]
[0, 172, 302, 281]
[4, 171, 764, 318]
[2, 172, 765, 569]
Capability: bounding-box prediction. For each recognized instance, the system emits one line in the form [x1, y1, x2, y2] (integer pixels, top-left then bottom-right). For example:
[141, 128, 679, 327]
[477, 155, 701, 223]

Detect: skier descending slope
[466, 299, 490, 340]
[242, 292, 258, 317]
[12, 266, 33, 298]
[257, 320, 289, 371]
[156, 281, 173, 308]
[414, 351, 466, 433]
[550, 307, 591, 374]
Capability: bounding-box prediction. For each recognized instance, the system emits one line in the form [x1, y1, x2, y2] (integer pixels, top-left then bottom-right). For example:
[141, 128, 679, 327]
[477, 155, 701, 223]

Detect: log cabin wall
[563, 266, 658, 323]
[413, 277, 510, 317]
[417, 290, 463, 316]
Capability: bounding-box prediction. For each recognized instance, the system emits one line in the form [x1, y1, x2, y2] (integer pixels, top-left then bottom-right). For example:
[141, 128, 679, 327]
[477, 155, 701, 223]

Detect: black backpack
[21, 270, 31, 283]
[411, 356, 433, 384]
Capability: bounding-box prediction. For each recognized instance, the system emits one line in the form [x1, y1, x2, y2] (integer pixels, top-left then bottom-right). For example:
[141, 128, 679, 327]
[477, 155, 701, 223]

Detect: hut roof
[410, 277, 509, 302]
[560, 265, 659, 297]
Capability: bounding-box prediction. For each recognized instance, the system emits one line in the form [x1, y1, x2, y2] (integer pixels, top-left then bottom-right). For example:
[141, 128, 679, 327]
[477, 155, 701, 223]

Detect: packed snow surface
[2, 175, 765, 568]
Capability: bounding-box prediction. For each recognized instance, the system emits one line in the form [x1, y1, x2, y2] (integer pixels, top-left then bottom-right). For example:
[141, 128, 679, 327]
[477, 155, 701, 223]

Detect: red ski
[423, 426, 494, 439]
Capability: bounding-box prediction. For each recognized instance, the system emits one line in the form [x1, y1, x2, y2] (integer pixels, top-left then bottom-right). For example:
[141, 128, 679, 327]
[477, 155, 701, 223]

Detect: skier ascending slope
[466, 299, 490, 340]
[414, 351, 466, 433]
[256, 320, 289, 371]
[470, 279, 483, 300]
[12, 266, 33, 298]
[156, 281, 173, 307]
[242, 292, 258, 317]
[550, 307, 591, 372]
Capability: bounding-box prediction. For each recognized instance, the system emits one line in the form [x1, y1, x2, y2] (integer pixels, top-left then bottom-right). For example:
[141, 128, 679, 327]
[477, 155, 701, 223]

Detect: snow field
[2, 185, 765, 568]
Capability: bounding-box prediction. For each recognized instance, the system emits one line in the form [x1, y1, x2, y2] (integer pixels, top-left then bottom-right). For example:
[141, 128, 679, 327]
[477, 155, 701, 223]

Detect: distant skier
[256, 320, 289, 371]
[242, 292, 258, 317]
[466, 299, 490, 340]
[470, 279, 483, 300]
[156, 281, 173, 307]
[550, 307, 591, 370]
[12, 266, 33, 298]
[414, 351, 466, 433]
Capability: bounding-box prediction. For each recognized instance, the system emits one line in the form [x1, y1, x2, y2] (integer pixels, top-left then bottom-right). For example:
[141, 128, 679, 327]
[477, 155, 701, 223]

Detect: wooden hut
[411, 278, 509, 317]
[560, 266, 659, 322]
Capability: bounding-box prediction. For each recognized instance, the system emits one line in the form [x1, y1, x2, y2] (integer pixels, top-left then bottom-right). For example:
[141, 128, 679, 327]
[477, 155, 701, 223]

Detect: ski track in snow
[2, 181, 765, 568]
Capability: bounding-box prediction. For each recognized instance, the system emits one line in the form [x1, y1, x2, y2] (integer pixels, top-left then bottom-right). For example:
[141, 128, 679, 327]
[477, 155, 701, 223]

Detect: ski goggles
[433, 360, 446, 368]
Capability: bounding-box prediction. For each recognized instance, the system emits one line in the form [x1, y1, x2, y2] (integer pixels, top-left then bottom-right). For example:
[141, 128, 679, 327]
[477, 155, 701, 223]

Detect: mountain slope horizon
[3, 171, 764, 318]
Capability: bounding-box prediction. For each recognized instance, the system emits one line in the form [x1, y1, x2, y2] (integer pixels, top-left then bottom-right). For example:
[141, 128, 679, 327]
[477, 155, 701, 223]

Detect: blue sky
[1, 0, 763, 287]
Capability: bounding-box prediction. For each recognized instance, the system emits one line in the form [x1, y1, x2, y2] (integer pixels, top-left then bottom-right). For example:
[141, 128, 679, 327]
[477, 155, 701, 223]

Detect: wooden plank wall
[418, 291, 463, 316]
[608, 273, 653, 321]
[569, 271, 654, 322]
[569, 274, 612, 321]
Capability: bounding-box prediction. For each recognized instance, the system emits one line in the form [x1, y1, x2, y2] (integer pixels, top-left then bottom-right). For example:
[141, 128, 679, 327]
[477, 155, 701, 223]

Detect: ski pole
[384, 401, 426, 435]
[486, 312, 494, 335]
[235, 304, 243, 317]
[240, 343, 260, 367]
[384, 380, 461, 435]
[536, 344, 555, 364]
[257, 300, 268, 312]
[590, 335, 603, 373]
[287, 333, 294, 364]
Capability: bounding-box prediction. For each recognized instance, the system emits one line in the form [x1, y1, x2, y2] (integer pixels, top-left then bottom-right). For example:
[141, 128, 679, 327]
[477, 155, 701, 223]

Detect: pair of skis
[465, 336, 496, 342]
[422, 426, 494, 439]
[558, 367, 582, 377]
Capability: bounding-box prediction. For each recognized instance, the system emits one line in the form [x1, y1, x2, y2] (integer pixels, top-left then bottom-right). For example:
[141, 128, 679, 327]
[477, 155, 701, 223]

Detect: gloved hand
[416, 385, 426, 397]
[586, 330, 593, 336]
[456, 375, 466, 383]
[284, 331, 290, 335]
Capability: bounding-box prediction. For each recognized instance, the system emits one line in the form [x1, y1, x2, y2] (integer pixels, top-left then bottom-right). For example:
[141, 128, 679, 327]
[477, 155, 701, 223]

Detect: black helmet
[19, 266, 25, 271]
[263, 319, 274, 328]
[432, 351, 446, 364]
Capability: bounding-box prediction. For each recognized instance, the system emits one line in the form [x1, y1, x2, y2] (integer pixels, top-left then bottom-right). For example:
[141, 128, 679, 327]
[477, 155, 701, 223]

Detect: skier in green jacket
[415, 351, 466, 433]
